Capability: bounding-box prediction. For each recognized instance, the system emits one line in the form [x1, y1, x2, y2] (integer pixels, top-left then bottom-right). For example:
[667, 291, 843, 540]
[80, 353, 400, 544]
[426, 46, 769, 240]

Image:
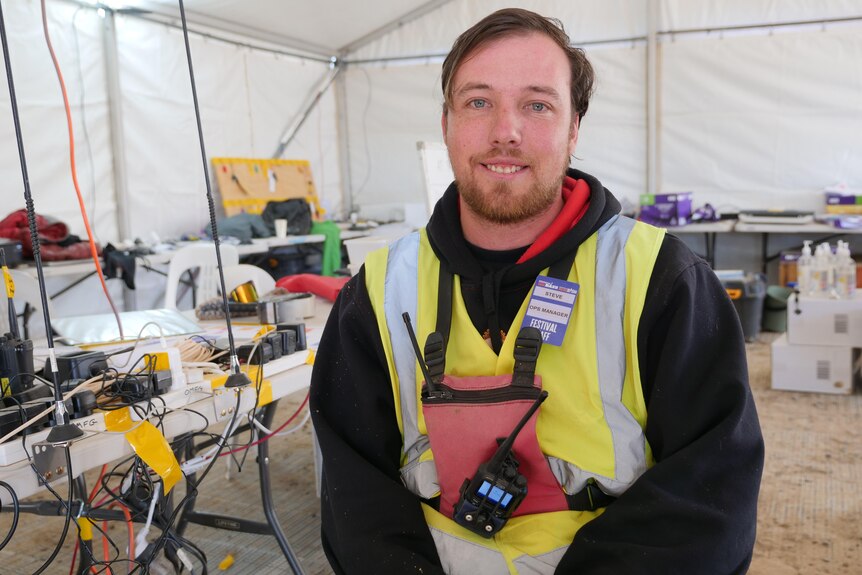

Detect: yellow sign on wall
[212, 157, 323, 218]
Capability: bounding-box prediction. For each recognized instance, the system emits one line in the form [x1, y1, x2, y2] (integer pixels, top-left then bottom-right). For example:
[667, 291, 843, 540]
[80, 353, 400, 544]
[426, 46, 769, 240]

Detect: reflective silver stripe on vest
[428, 527, 511, 575]
[547, 214, 648, 496]
[512, 547, 567, 575]
[384, 232, 439, 498]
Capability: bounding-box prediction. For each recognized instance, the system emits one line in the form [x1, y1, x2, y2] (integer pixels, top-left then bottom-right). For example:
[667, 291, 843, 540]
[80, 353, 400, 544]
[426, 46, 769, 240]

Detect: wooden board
[212, 157, 323, 217]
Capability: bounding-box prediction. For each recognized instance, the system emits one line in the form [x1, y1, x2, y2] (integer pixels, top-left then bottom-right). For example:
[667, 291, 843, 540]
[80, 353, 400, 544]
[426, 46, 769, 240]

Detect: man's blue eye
[531, 103, 546, 112]
[471, 100, 486, 109]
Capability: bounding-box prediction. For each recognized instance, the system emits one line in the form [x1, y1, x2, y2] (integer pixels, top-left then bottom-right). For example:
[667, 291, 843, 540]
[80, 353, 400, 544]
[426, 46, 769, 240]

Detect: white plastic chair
[163, 243, 239, 309]
[1, 269, 55, 339]
[223, 264, 276, 298]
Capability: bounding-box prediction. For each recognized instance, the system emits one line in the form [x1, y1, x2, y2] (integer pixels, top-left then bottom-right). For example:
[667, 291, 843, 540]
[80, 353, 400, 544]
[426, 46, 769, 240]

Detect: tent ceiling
[124, 0, 451, 56]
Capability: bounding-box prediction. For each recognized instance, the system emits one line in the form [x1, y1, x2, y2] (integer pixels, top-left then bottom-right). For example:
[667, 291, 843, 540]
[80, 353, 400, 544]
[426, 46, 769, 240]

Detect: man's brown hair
[441, 8, 595, 122]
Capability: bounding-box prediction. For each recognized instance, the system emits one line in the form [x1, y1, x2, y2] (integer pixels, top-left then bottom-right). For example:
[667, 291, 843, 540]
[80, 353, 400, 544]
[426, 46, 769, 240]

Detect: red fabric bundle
[276, 273, 349, 302]
[0, 209, 96, 261]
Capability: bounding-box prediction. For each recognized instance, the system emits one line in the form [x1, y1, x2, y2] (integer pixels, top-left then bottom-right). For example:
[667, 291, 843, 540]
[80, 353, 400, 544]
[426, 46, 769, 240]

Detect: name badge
[521, 275, 579, 346]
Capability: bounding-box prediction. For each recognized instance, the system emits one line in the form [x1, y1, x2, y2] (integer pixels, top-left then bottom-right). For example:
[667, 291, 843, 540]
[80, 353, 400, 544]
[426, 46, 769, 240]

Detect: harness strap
[436, 263, 454, 348]
[511, 327, 541, 387]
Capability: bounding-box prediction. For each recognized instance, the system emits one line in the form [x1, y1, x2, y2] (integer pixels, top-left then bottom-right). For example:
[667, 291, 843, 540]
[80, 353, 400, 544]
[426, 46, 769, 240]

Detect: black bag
[261, 199, 312, 236]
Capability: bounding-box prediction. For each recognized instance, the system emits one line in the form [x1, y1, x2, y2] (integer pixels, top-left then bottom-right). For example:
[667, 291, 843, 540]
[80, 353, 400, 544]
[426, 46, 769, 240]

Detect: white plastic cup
[274, 219, 288, 238]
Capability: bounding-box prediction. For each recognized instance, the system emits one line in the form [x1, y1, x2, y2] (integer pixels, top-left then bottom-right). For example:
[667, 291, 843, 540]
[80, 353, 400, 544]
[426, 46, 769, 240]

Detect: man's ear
[441, 110, 449, 145]
[569, 115, 580, 154]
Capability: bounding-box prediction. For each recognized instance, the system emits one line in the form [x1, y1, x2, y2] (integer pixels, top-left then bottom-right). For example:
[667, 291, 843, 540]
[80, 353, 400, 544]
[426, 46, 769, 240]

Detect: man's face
[442, 32, 578, 225]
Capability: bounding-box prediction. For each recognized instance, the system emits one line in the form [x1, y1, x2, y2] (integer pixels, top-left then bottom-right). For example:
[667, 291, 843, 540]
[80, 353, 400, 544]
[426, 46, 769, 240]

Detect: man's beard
[456, 154, 570, 225]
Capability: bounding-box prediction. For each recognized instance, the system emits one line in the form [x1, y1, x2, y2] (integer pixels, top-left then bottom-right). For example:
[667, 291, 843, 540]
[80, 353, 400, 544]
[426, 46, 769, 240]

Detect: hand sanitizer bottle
[797, 240, 813, 295]
[836, 241, 857, 299]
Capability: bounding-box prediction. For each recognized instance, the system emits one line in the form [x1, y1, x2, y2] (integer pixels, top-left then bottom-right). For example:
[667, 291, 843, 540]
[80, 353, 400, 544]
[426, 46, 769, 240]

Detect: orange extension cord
[40, 0, 123, 339]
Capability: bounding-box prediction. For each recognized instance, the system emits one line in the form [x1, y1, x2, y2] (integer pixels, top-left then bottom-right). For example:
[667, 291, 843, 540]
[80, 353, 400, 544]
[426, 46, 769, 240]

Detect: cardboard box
[771, 334, 858, 394]
[786, 293, 862, 346]
[638, 192, 693, 227]
[825, 191, 862, 214]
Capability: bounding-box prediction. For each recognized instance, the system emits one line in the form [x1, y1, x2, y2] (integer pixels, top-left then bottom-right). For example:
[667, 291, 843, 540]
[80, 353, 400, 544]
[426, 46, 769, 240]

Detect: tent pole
[102, 10, 131, 242]
[646, 0, 660, 196]
[338, 0, 455, 56]
[334, 65, 353, 219]
[272, 62, 341, 158]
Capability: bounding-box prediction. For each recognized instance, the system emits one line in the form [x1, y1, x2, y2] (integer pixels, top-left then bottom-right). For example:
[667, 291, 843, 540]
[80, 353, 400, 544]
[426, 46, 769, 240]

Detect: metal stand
[174, 400, 304, 574]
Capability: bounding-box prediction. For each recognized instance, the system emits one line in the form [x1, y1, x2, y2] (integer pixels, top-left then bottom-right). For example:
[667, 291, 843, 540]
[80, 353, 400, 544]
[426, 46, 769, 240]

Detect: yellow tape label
[2, 267, 13, 298]
[78, 517, 96, 541]
[104, 408, 182, 493]
[125, 421, 182, 494]
[151, 351, 172, 371]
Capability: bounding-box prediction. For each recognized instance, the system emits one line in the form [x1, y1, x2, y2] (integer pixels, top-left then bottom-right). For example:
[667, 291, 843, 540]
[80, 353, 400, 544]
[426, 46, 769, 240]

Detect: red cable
[101, 501, 134, 575]
[89, 464, 107, 503]
[218, 393, 310, 458]
[69, 540, 78, 575]
[39, 0, 124, 338]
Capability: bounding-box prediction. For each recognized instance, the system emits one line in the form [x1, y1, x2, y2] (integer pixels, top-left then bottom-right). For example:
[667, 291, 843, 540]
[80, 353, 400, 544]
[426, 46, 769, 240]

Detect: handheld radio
[452, 390, 548, 537]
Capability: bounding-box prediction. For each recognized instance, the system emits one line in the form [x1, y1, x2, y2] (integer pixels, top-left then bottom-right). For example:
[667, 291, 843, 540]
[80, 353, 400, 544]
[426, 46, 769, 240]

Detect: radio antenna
[177, 0, 249, 388]
[0, 4, 82, 444]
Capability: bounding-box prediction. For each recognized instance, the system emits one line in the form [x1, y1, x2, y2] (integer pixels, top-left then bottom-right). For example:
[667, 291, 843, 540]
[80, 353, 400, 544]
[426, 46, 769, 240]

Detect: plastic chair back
[163, 243, 239, 309]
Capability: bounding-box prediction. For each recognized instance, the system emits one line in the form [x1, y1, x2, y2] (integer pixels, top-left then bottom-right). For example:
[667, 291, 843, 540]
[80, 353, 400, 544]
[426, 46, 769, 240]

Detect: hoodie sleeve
[309, 271, 446, 574]
[555, 236, 765, 574]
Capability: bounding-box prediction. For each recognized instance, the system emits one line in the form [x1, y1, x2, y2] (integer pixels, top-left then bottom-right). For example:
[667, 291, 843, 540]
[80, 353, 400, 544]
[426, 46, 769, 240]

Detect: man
[311, 8, 763, 574]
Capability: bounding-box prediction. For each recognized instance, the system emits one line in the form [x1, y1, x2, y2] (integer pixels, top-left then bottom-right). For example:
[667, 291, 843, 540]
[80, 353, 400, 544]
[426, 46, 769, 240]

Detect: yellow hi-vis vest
[364, 215, 665, 575]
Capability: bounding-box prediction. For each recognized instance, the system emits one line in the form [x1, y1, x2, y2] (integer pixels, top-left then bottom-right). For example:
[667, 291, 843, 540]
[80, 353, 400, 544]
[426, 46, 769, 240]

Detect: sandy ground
[746, 333, 862, 575]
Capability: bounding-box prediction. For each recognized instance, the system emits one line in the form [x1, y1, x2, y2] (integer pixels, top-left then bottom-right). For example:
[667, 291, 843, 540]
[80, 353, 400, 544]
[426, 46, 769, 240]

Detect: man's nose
[490, 105, 521, 147]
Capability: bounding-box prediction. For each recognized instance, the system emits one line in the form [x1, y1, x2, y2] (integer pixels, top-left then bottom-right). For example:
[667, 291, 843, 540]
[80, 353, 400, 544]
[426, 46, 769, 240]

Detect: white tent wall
[342, 0, 648, 219]
[570, 46, 647, 211]
[348, 0, 647, 60]
[0, 2, 128, 320]
[342, 62, 444, 221]
[662, 0, 862, 29]
[114, 14, 340, 241]
[341, 0, 862, 232]
[0, 1, 117, 243]
[661, 24, 862, 213]
[343, 46, 648, 220]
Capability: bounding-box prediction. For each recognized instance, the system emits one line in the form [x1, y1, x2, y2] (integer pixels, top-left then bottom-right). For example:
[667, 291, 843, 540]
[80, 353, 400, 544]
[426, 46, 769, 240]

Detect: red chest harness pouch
[400, 256, 583, 538]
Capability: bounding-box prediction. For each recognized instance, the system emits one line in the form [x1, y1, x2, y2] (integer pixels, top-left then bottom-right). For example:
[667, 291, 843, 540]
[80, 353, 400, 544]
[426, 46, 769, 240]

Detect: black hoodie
[310, 169, 764, 574]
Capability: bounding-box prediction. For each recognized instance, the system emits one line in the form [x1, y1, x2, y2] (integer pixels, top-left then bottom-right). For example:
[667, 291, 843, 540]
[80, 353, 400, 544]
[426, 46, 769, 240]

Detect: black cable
[0, 479, 19, 550]
[29, 448, 75, 574]
[1, 372, 57, 396]
[141, 392, 243, 567]
[231, 341, 267, 472]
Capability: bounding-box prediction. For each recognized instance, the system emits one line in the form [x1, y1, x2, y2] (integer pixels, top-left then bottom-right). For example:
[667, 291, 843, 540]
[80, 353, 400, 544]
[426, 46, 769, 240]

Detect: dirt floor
[746, 333, 862, 575]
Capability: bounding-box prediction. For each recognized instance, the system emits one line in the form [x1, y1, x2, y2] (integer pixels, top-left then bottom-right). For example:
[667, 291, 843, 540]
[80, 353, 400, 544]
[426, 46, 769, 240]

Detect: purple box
[825, 192, 862, 206]
[638, 192, 693, 227]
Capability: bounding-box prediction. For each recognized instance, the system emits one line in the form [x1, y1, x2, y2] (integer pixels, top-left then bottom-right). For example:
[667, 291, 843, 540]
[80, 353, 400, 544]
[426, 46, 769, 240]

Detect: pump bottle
[797, 240, 814, 295]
